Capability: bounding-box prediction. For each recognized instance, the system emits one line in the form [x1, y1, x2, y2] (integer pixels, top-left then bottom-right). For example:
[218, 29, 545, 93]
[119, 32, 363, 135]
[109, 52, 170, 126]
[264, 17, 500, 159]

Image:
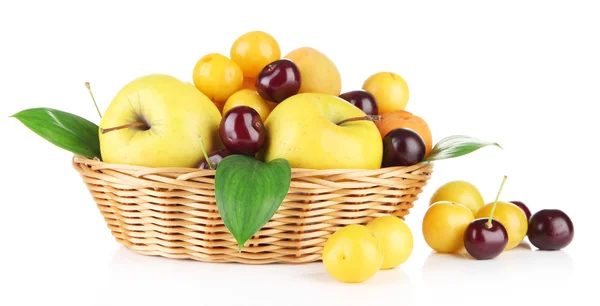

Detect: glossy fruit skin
[99, 74, 222, 168]
[197, 149, 232, 169]
[339, 90, 379, 115]
[422, 201, 474, 253]
[192, 53, 243, 102]
[527, 209, 574, 250]
[263, 93, 383, 170]
[284, 47, 342, 95]
[430, 181, 485, 216]
[322, 224, 384, 283]
[219, 106, 267, 156]
[381, 128, 426, 167]
[256, 59, 301, 103]
[476, 201, 528, 250]
[241, 77, 257, 90]
[223, 89, 272, 122]
[366, 216, 413, 269]
[464, 219, 509, 260]
[510, 201, 532, 221]
[362, 72, 409, 113]
[375, 110, 432, 155]
[230, 31, 281, 78]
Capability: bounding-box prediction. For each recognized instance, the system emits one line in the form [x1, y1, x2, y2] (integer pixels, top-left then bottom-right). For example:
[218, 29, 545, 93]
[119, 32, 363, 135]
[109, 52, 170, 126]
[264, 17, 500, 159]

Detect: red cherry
[198, 149, 232, 169]
[464, 219, 509, 260]
[256, 59, 301, 103]
[339, 90, 379, 115]
[219, 106, 267, 155]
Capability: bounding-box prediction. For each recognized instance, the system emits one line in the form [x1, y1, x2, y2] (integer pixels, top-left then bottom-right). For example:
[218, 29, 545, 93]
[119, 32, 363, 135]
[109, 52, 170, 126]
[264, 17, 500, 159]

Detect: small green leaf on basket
[10, 107, 101, 159]
[215, 155, 292, 251]
[424, 135, 501, 162]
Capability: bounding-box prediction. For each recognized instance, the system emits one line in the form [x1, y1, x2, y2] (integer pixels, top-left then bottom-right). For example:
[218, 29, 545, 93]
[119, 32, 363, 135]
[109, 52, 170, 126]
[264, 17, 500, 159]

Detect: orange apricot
[242, 77, 256, 90]
[375, 110, 433, 155]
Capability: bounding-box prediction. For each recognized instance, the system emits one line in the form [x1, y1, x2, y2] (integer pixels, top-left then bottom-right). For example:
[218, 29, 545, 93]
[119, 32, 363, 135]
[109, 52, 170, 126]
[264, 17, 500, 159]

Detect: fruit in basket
[463, 176, 509, 260]
[284, 47, 342, 95]
[366, 216, 413, 269]
[527, 209, 574, 250]
[193, 53, 243, 102]
[98, 74, 222, 168]
[430, 180, 484, 216]
[242, 77, 257, 90]
[422, 201, 474, 253]
[510, 201, 532, 221]
[262, 93, 382, 170]
[375, 110, 432, 155]
[220, 105, 267, 156]
[223, 89, 271, 122]
[475, 200, 528, 250]
[230, 31, 281, 78]
[339, 90, 378, 115]
[322, 224, 384, 283]
[198, 148, 232, 170]
[256, 58, 301, 103]
[381, 128, 426, 167]
[362, 72, 409, 113]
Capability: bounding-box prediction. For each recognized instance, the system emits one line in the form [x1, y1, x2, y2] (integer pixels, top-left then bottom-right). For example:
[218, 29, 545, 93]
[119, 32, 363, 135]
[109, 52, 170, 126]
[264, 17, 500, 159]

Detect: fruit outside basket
[72, 155, 434, 264]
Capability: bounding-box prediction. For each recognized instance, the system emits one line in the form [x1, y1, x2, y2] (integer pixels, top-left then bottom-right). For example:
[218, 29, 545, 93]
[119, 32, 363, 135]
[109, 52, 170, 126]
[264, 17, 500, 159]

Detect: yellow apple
[262, 93, 382, 170]
[99, 74, 222, 168]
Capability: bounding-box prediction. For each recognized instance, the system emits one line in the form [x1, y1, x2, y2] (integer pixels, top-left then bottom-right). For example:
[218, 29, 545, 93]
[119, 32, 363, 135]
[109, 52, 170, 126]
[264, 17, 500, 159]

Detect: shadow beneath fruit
[304, 268, 415, 305]
[305, 266, 411, 286]
[100, 246, 416, 305]
[513, 241, 533, 251]
[421, 246, 574, 304]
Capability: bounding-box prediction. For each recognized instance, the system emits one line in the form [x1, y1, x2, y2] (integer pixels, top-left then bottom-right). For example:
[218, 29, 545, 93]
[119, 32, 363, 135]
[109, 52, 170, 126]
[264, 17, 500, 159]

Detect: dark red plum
[381, 128, 426, 167]
[528, 209, 574, 250]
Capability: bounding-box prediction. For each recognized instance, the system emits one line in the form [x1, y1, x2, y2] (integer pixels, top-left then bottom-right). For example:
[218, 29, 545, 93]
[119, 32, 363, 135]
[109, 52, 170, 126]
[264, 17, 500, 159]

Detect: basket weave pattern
[72, 155, 433, 264]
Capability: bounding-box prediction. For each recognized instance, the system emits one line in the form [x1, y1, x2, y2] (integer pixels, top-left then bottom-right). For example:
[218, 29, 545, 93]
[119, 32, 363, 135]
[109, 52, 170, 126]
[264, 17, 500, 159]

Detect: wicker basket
[72, 155, 434, 264]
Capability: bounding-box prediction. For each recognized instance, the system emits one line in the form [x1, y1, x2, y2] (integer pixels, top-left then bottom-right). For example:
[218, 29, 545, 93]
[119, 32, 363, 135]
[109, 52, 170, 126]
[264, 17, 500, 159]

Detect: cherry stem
[85, 82, 102, 119]
[199, 137, 216, 170]
[336, 115, 381, 126]
[100, 122, 146, 134]
[487, 175, 508, 228]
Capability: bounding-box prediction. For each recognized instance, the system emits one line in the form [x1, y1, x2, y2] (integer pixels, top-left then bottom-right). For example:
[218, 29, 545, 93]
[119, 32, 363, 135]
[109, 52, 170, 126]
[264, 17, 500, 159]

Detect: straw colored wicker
[72, 155, 434, 264]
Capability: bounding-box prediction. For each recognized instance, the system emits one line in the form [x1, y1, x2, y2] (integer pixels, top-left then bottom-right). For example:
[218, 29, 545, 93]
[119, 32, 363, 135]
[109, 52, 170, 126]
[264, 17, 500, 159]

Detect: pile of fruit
[178, 30, 433, 171]
[12, 29, 497, 172]
[12, 29, 570, 285]
[423, 176, 574, 260]
[322, 176, 575, 284]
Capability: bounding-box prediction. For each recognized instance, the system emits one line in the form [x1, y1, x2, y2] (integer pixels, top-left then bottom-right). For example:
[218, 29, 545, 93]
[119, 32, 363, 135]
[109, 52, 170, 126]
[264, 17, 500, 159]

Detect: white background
[1, 1, 598, 305]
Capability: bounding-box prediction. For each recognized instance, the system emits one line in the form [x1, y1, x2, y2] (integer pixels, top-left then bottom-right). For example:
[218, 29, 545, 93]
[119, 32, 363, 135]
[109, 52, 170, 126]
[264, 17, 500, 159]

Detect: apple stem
[336, 115, 381, 126]
[487, 175, 508, 228]
[199, 137, 216, 170]
[100, 122, 146, 134]
[85, 82, 102, 119]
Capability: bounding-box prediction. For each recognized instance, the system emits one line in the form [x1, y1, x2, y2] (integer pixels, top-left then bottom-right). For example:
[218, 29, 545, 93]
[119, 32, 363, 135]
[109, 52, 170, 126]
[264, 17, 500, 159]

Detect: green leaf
[11, 107, 101, 159]
[424, 135, 501, 162]
[215, 155, 292, 251]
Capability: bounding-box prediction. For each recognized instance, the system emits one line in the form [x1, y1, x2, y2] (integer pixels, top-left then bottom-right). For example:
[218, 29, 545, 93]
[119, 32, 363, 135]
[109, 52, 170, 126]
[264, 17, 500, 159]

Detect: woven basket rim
[71, 154, 434, 264]
[72, 155, 434, 175]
